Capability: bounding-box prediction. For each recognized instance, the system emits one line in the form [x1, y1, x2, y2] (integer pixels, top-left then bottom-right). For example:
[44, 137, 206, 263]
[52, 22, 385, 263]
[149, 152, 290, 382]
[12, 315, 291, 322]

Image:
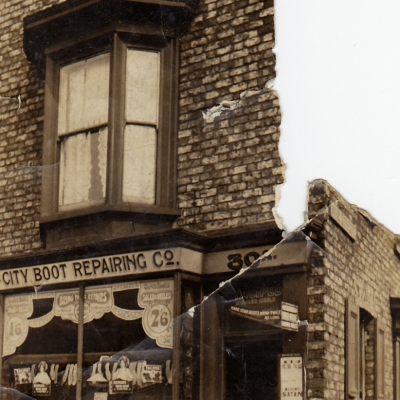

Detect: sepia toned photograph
[0, 0, 399, 400]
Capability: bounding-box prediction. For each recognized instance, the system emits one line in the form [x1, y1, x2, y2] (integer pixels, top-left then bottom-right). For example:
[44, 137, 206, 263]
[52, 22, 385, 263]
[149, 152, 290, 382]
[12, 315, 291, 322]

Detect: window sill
[40, 203, 181, 224]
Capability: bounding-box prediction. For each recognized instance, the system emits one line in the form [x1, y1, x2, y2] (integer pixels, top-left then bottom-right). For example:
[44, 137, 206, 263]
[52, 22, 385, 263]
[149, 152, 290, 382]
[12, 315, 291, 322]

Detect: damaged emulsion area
[194, 232, 313, 400]
[178, 78, 284, 232]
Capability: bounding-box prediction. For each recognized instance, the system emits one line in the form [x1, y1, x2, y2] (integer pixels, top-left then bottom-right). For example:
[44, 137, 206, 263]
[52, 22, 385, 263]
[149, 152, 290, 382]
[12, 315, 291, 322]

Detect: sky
[274, 0, 400, 234]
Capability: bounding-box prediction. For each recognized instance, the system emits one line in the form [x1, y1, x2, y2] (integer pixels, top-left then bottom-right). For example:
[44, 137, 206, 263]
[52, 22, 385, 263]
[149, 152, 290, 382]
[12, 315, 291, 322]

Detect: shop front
[0, 230, 287, 400]
[1, 264, 178, 400]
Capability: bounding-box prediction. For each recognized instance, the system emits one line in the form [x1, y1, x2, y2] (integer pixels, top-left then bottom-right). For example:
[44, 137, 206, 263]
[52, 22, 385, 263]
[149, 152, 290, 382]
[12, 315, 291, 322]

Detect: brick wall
[0, 0, 283, 254]
[306, 180, 400, 400]
[177, 0, 283, 231]
[177, 87, 283, 231]
[0, 0, 67, 255]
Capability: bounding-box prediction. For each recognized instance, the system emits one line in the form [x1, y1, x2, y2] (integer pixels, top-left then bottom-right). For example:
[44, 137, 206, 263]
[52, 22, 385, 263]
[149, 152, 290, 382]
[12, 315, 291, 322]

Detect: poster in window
[32, 361, 51, 396]
[141, 363, 162, 385]
[108, 356, 134, 395]
[14, 367, 31, 385]
[280, 355, 303, 400]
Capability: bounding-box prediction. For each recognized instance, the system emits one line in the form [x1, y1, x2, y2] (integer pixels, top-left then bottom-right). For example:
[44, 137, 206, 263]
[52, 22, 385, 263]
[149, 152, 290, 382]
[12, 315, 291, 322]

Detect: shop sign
[229, 285, 298, 331]
[280, 355, 303, 400]
[0, 245, 286, 291]
[203, 245, 273, 274]
[3, 279, 173, 357]
[0, 249, 182, 291]
[230, 302, 298, 331]
[229, 284, 282, 327]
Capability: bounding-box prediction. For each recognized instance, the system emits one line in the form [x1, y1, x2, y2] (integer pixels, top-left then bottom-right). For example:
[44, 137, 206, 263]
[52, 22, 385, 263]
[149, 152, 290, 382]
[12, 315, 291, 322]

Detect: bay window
[23, 0, 196, 247]
[43, 36, 175, 216]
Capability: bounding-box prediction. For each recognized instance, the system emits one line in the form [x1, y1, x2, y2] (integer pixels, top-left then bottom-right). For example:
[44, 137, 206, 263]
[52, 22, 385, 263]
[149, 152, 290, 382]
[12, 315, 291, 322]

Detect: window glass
[2, 279, 174, 399]
[58, 53, 110, 135]
[125, 50, 160, 126]
[2, 291, 79, 399]
[59, 127, 108, 208]
[122, 125, 157, 204]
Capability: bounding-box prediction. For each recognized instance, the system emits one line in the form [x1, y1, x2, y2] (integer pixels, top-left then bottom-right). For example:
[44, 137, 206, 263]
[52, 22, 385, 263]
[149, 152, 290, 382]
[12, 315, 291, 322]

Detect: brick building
[197, 179, 400, 400]
[0, 1, 399, 400]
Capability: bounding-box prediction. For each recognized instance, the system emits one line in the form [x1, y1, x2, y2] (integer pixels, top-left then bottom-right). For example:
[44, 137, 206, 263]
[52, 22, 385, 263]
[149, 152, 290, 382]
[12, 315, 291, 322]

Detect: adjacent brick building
[0, 1, 399, 400]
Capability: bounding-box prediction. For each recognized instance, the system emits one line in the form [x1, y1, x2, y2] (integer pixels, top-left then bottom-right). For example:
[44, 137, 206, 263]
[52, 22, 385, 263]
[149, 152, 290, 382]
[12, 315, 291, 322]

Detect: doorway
[225, 339, 281, 400]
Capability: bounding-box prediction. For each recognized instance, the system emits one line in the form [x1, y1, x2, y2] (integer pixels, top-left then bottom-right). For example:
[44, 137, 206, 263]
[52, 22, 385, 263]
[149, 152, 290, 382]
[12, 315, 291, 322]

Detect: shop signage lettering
[0, 250, 177, 291]
[231, 306, 281, 319]
[227, 249, 274, 271]
[0, 246, 281, 291]
[229, 284, 283, 326]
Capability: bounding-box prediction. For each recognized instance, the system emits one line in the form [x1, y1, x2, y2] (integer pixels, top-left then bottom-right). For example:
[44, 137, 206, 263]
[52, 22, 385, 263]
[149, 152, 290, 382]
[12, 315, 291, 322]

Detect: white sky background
[274, 0, 400, 234]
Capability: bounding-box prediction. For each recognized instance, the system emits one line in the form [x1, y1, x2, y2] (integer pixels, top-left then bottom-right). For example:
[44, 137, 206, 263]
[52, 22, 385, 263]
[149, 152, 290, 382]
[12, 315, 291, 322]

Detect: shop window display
[2, 279, 174, 400]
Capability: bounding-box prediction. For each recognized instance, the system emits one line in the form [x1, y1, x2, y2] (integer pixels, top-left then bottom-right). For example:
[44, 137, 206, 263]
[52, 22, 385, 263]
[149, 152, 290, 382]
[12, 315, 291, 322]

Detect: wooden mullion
[41, 56, 60, 217]
[106, 33, 127, 206]
[76, 284, 85, 400]
[157, 39, 178, 208]
[170, 38, 179, 209]
[172, 273, 182, 400]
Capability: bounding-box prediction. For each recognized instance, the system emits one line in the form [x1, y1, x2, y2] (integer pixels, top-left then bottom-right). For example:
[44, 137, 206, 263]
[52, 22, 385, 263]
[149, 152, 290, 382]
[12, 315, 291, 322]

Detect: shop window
[2, 279, 175, 399]
[346, 300, 384, 400]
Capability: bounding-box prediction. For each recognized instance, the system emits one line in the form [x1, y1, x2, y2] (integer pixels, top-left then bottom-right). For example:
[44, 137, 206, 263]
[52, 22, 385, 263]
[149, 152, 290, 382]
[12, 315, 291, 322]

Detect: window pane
[123, 124, 157, 204]
[126, 50, 160, 126]
[81, 281, 174, 399]
[2, 290, 79, 400]
[58, 53, 110, 135]
[59, 128, 108, 208]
